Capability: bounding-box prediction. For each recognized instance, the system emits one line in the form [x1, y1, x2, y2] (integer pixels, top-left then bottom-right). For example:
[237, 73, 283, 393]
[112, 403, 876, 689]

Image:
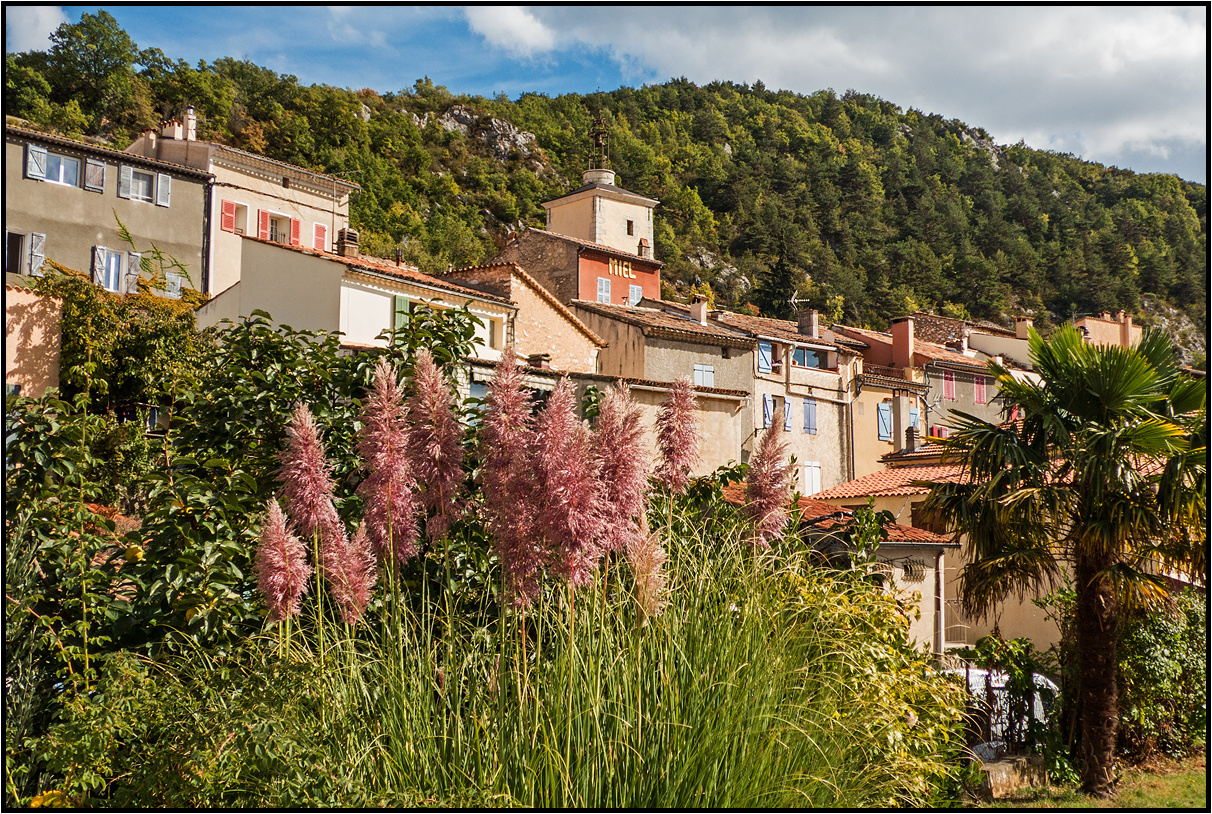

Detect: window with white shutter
[762, 393, 774, 428]
[783, 398, 793, 432]
[693, 364, 715, 388]
[156, 174, 171, 207]
[597, 277, 611, 303]
[629, 284, 642, 306]
[93, 247, 123, 292]
[29, 233, 46, 277]
[125, 252, 142, 294]
[26, 144, 47, 180]
[803, 461, 822, 495]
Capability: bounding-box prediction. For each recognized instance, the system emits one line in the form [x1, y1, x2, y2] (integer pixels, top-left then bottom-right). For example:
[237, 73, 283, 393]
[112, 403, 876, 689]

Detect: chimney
[1119, 312, 1134, 347]
[1015, 316, 1033, 339]
[336, 227, 360, 258]
[526, 353, 551, 369]
[637, 237, 651, 258]
[161, 119, 183, 140]
[905, 426, 917, 453]
[185, 106, 197, 141]
[797, 308, 819, 339]
[689, 293, 709, 325]
[891, 317, 915, 370]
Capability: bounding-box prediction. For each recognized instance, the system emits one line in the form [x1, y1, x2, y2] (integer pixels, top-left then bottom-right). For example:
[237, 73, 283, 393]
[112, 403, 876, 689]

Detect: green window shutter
[394, 295, 410, 332]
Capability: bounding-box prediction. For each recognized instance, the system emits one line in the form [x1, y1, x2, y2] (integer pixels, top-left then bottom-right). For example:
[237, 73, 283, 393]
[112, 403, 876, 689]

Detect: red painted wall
[578, 249, 660, 304]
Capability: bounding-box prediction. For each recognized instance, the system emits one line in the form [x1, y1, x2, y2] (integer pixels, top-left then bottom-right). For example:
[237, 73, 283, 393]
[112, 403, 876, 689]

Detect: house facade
[6, 124, 210, 297]
[124, 108, 359, 297]
[196, 235, 512, 361]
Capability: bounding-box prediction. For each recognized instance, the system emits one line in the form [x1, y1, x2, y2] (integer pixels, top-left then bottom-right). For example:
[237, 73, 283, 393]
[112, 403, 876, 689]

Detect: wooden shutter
[26, 144, 47, 179]
[313, 223, 327, 252]
[91, 247, 107, 285]
[290, 217, 301, 246]
[125, 252, 142, 293]
[84, 159, 106, 192]
[877, 402, 892, 441]
[943, 371, 955, 400]
[393, 295, 410, 332]
[803, 398, 817, 434]
[975, 376, 987, 404]
[762, 393, 774, 428]
[597, 277, 610, 303]
[258, 211, 271, 241]
[805, 461, 821, 495]
[757, 341, 773, 373]
[29, 233, 46, 276]
[118, 165, 133, 199]
[156, 174, 171, 206]
[220, 200, 237, 233]
[783, 398, 793, 432]
[629, 284, 642, 306]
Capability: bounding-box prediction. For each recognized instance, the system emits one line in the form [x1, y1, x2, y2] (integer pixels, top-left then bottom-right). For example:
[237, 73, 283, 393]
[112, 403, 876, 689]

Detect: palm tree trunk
[1075, 551, 1119, 798]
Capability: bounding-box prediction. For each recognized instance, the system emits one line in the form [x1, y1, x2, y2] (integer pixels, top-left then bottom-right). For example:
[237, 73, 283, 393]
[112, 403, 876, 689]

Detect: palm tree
[922, 324, 1206, 798]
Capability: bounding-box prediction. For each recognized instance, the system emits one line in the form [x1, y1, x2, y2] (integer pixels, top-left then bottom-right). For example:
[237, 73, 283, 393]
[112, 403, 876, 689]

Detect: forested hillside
[7, 12, 1206, 354]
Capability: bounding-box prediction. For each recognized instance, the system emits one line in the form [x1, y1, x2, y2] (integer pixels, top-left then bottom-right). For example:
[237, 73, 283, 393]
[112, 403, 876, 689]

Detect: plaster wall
[5, 286, 62, 397]
[578, 250, 660, 305]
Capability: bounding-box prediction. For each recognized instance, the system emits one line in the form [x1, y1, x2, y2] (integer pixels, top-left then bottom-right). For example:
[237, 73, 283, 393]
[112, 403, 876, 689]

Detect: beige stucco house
[124, 108, 359, 297]
[6, 124, 210, 297]
[196, 235, 513, 361]
[5, 276, 62, 397]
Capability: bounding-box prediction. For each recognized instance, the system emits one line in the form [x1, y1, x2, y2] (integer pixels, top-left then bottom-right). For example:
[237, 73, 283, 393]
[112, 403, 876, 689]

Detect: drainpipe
[201, 177, 214, 295]
[936, 548, 946, 657]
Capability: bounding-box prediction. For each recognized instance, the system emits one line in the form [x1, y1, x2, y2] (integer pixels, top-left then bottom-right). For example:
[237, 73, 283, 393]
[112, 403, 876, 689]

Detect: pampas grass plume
[255, 499, 312, 622]
[654, 376, 700, 495]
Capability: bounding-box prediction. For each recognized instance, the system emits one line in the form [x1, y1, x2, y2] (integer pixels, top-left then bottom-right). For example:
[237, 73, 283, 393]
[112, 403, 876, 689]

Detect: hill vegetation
[6, 11, 1206, 350]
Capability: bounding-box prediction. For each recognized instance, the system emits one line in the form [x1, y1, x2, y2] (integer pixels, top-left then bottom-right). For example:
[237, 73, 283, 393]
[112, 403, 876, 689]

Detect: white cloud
[5, 5, 68, 53]
[464, 6, 557, 58]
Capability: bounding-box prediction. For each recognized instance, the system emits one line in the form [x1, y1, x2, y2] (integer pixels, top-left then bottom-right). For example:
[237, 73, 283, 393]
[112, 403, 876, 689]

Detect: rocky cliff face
[410, 105, 547, 171]
[1139, 295, 1207, 368]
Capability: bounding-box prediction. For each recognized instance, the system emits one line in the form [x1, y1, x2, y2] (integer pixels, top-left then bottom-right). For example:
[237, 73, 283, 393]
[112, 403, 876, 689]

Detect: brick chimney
[336, 228, 360, 258]
[797, 308, 819, 339]
[1015, 316, 1033, 339]
[891, 316, 915, 370]
[689, 293, 709, 325]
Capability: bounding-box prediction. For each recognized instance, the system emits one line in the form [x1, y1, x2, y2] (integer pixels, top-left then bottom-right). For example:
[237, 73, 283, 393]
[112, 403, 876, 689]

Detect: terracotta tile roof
[707, 310, 845, 350]
[834, 324, 989, 370]
[440, 262, 606, 347]
[241, 236, 512, 305]
[812, 463, 967, 500]
[7, 123, 213, 180]
[515, 227, 664, 267]
[910, 311, 1016, 344]
[571, 299, 756, 348]
[720, 485, 953, 544]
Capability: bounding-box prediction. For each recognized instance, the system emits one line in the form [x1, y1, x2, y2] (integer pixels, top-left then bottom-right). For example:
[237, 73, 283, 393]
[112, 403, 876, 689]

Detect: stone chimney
[185, 106, 197, 141]
[336, 227, 360, 258]
[526, 353, 551, 369]
[797, 308, 819, 339]
[905, 425, 917, 453]
[1015, 316, 1033, 339]
[161, 118, 184, 140]
[689, 293, 709, 325]
[891, 317, 915, 370]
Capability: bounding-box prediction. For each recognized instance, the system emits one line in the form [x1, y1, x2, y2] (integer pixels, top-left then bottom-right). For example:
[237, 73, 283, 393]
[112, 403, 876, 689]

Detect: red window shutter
[221, 200, 237, 233]
[943, 371, 955, 400]
[313, 223, 327, 252]
[258, 210, 271, 241]
[290, 218, 301, 246]
[975, 376, 987, 404]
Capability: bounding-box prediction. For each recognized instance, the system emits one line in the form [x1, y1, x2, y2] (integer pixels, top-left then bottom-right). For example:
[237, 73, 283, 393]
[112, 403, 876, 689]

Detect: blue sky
[7, 5, 1207, 182]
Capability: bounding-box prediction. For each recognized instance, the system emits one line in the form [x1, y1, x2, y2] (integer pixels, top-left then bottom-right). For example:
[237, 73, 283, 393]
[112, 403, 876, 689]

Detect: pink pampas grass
[278, 403, 344, 550]
[535, 377, 606, 589]
[407, 348, 466, 542]
[745, 427, 794, 548]
[255, 499, 312, 622]
[625, 530, 667, 624]
[357, 358, 421, 564]
[324, 521, 377, 624]
[478, 347, 544, 607]
[654, 376, 700, 495]
[593, 382, 651, 554]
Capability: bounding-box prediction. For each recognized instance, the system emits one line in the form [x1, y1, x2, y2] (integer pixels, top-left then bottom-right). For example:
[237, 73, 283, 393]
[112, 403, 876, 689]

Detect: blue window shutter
[909, 407, 919, 429]
[783, 398, 793, 432]
[758, 341, 772, 373]
[804, 398, 817, 434]
[763, 393, 773, 428]
[877, 402, 892, 441]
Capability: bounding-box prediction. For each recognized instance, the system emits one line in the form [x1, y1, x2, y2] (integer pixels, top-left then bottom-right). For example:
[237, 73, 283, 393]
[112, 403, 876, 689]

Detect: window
[629, 284, 643, 306]
[84, 159, 105, 192]
[975, 375, 987, 405]
[877, 402, 892, 441]
[626, 219, 635, 236]
[757, 340, 773, 374]
[792, 347, 821, 368]
[803, 398, 817, 434]
[803, 461, 822, 495]
[393, 295, 411, 335]
[909, 406, 919, 430]
[930, 425, 950, 440]
[6, 232, 45, 276]
[92, 246, 140, 294]
[762, 393, 774, 428]
[942, 370, 956, 401]
[25, 144, 82, 186]
[258, 211, 301, 245]
[119, 165, 159, 203]
[693, 364, 715, 388]
[597, 276, 611, 303]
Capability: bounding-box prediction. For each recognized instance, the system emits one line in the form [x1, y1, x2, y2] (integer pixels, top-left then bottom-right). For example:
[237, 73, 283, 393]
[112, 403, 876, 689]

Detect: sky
[6, 5, 1207, 183]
